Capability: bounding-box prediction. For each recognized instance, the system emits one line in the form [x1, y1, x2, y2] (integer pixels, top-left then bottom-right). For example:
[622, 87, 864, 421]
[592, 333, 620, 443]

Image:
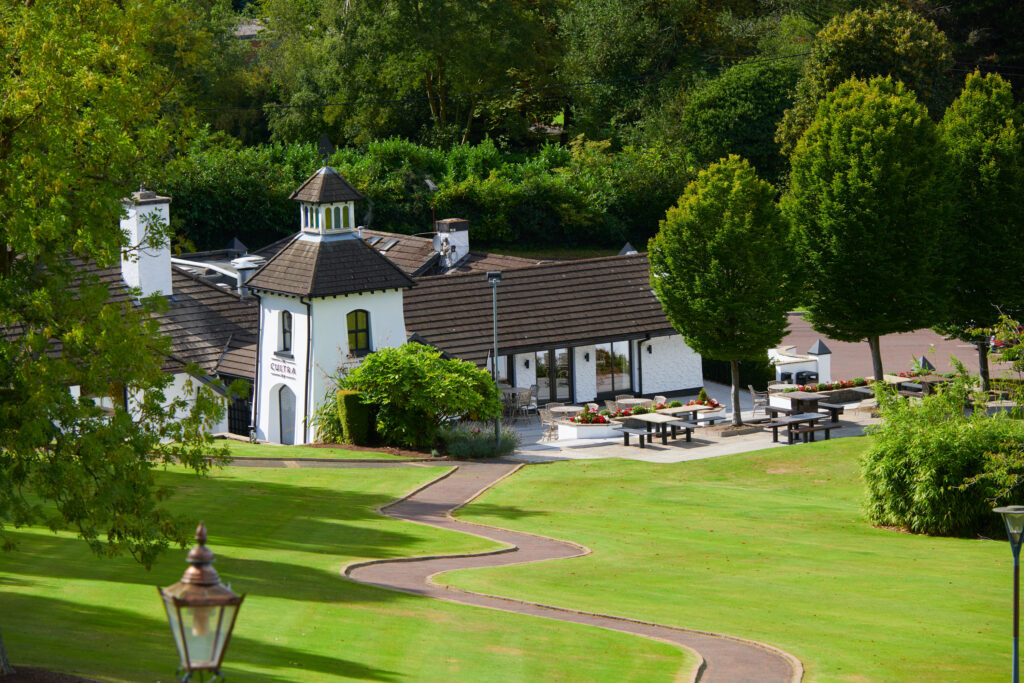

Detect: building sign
[269, 357, 297, 380]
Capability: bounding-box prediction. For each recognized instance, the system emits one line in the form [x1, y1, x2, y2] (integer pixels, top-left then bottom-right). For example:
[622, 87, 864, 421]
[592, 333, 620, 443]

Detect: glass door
[536, 348, 573, 403]
[595, 341, 632, 398]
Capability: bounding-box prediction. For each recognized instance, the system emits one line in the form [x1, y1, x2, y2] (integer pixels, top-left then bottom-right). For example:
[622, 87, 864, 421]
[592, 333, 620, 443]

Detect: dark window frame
[347, 309, 371, 356]
[280, 310, 292, 353]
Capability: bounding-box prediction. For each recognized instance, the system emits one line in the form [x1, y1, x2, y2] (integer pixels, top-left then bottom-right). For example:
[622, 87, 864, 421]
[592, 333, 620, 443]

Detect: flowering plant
[686, 397, 721, 408]
[609, 408, 634, 418]
[570, 406, 609, 424]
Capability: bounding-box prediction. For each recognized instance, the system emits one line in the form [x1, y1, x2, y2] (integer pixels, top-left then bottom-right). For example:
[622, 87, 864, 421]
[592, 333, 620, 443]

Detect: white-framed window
[280, 310, 292, 353]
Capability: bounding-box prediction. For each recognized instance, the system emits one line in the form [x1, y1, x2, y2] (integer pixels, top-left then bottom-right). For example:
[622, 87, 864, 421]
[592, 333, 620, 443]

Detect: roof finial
[318, 133, 336, 168]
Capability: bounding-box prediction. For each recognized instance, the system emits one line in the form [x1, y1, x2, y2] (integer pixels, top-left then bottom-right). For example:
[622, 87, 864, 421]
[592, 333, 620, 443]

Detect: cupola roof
[289, 166, 365, 204]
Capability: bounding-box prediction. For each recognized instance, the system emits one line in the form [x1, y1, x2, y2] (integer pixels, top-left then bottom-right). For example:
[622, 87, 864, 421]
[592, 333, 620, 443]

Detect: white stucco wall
[513, 352, 536, 388]
[120, 198, 173, 298]
[308, 288, 408, 429]
[254, 294, 308, 444]
[639, 334, 702, 395]
[573, 345, 597, 402]
[809, 353, 831, 383]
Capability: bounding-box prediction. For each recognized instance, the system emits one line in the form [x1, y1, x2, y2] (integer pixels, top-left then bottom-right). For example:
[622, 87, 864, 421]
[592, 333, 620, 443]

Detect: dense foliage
[862, 377, 1024, 537]
[341, 344, 501, 449]
[439, 422, 519, 459]
[157, 135, 692, 250]
[336, 390, 373, 446]
[776, 5, 954, 155]
[933, 72, 1024, 389]
[783, 76, 953, 380]
[649, 156, 797, 425]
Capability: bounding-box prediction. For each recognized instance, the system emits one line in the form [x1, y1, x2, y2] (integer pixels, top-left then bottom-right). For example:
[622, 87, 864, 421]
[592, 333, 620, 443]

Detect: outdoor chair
[749, 384, 769, 417]
[604, 400, 617, 412]
[615, 394, 634, 402]
[654, 395, 667, 405]
[585, 402, 599, 413]
[545, 402, 564, 410]
[501, 391, 518, 419]
[516, 388, 535, 421]
[539, 408, 558, 441]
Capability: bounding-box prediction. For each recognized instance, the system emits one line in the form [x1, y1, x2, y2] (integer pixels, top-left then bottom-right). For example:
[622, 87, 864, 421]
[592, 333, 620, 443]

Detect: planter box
[557, 421, 620, 440]
[771, 386, 871, 404]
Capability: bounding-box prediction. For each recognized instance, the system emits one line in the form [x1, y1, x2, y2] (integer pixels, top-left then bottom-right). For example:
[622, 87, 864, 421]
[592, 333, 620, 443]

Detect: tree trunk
[0, 626, 14, 676]
[730, 359, 742, 427]
[977, 339, 991, 392]
[867, 336, 884, 383]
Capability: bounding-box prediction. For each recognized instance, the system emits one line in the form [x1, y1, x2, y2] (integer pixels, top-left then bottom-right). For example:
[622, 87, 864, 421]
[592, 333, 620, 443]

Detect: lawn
[0, 465, 687, 682]
[445, 436, 1008, 682]
[221, 440, 407, 460]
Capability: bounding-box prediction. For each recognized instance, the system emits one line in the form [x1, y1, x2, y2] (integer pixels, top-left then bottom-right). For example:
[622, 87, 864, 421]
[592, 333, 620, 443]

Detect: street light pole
[487, 271, 502, 449]
[996, 506, 1024, 683]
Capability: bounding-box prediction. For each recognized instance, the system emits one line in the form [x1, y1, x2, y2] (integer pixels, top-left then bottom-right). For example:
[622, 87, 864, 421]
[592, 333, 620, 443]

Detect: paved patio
[510, 381, 877, 464]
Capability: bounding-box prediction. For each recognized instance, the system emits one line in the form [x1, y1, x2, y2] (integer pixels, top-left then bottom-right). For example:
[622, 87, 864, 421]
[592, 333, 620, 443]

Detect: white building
[106, 167, 704, 445]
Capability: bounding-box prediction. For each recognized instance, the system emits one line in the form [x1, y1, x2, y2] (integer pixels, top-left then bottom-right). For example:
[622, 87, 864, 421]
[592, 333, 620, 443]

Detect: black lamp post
[159, 523, 244, 682]
[487, 271, 502, 448]
[996, 506, 1024, 683]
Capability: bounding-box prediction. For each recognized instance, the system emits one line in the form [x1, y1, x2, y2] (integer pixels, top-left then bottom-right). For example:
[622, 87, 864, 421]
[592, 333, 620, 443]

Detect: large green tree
[649, 156, 797, 426]
[934, 71, 1024, 390]
[776, 4, 954, 156]
[782, 76, 953, 381]
[258, 0, 558, 146]
[0, 0, 230, 673]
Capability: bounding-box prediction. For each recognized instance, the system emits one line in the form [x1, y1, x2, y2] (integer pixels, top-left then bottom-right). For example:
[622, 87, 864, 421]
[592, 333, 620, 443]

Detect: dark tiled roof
[246, 235, 416, 298]
[449, 251, 544, 274]
[289, 166, 364, 203]
[361, 229, 438, 275]
[404, 254, 675, 364]
[161, 267, 259, 377]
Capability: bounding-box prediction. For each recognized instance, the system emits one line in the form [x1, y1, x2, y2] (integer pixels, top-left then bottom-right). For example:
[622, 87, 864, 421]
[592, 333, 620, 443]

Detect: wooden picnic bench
[817, 401, 845, 423]
[790, 423, 840, 443]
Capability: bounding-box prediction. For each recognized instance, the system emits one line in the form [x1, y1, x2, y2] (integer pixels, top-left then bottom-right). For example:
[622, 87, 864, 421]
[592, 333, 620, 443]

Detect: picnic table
[774, 391, 828, 414]
[550, 405, 584, 417]
[621, 412, 695, 445]
[763, 412, 832, 445]
[656, 403, 723, 422]
[915, 374, 952, 394]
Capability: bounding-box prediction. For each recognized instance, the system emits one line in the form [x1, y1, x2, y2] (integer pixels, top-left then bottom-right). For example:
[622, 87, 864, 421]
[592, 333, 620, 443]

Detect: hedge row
[156, 135, 693, 252]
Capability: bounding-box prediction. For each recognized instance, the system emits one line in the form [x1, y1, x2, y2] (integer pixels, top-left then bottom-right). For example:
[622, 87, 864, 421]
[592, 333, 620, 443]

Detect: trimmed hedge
[337, 389, 372, 446]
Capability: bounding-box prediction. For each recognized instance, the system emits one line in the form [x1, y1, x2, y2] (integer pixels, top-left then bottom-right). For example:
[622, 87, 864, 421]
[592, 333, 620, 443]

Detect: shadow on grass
[451, 502, 547, 522]
[0, 592, 400, 681]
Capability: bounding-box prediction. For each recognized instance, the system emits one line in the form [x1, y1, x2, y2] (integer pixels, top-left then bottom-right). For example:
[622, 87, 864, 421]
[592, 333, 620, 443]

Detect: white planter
[557, 422, 620, 440]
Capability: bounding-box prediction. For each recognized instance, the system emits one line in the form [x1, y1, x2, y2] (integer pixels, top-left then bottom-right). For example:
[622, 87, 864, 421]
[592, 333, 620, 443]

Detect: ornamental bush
[439, 422, 519, 459]
[341, 343, 501, 449]
[336, 390, 373, 446]
[861, 376, 1024, 536]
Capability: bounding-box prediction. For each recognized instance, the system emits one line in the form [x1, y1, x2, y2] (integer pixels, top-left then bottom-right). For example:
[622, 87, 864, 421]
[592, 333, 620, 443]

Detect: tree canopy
[649, 155, 797, 425]
[776, 4, 954, 156]
[934, 71, 1024, 388]
[782, 76, 953, 380]
[0, 0, 230, 564]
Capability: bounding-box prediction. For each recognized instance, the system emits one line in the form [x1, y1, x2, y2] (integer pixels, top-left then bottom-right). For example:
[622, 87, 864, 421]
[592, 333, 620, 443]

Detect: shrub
[310, 389, 344, 443]
[439, 422, 519, 459]
[697, 388, 709, 403]
[336, 390, 372, 446]
[667, 400, 683, 407]
[861, 376, 1024, 536]
[341, 343, 501, 449]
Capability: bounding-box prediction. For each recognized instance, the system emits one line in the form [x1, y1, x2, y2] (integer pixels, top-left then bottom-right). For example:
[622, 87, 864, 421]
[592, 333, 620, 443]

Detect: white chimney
[120, 188, 172, 297]
[433, 218, 470, 270]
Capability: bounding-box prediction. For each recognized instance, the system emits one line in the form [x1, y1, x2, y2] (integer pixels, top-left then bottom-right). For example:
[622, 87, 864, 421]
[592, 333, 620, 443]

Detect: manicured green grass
[0, 465, 687, 682]
[222, 440, 406, 460]
[446, 436, 1008, 682]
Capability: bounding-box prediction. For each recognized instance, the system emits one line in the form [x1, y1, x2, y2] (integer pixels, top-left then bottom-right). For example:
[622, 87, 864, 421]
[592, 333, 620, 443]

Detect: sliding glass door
[595, 341, 632, 397]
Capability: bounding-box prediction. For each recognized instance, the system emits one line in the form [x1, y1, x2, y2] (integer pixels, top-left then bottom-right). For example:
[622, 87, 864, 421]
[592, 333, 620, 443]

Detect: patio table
[617, 398, 654, 409]
[628, 412, 683, 445]
[765, 412, 828, 444]
[550, 405, 584, 417]
[656, 404, 722, 422]
[774, 391, 828, 414]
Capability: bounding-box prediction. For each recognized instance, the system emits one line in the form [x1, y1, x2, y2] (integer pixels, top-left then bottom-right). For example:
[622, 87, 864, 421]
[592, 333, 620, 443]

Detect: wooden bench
[694, 415, 725, 426]
[817, 402, 845, 423]
[790, 424, 840, 443]
[614, 426, 651, 448]
[666, 420, 697, 443]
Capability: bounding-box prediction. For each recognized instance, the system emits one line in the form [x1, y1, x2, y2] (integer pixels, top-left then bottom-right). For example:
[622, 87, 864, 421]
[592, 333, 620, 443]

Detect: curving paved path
[344, 460, 802, 683]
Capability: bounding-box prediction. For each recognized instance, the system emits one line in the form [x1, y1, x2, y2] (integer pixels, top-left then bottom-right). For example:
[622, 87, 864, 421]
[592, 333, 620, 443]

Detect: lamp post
[159, 523, 244, 682]
[996, 506, 1024, 683]
[487, 271, 502, 448]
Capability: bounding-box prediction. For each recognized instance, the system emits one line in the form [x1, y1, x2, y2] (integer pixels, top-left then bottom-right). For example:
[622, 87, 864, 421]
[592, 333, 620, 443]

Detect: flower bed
[557, 421, 622, 439]
[685, 397, 722, 408]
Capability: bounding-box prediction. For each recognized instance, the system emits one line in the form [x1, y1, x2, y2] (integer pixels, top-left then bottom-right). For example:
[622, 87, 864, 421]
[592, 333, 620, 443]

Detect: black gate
[222, 375, 253, 437]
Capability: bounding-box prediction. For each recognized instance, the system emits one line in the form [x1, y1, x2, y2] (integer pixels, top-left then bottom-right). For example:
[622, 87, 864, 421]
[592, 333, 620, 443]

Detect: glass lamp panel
[1004, 509, 1024, 551]
[161, 594, 189, 668]
[179, 604, 232, 669]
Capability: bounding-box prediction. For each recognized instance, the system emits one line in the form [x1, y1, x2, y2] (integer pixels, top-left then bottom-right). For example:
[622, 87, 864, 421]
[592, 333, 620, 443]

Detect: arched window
[325, 208, 333, 230]
[347, 309, 370, 356]
[342, 205, 350, 229]
[334, 206, 341, 228]
[280, 310, 292, 353]
[302, 206, 308, 228]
